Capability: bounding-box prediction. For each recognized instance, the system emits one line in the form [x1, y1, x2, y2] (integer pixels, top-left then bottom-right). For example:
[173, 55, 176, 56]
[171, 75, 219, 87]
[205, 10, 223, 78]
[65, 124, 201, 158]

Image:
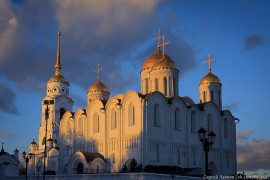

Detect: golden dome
[88, 80, 109, 92]
[48, 74, 69, 84]
[142, 48, 176, 70]
[200, 72, 221, 84]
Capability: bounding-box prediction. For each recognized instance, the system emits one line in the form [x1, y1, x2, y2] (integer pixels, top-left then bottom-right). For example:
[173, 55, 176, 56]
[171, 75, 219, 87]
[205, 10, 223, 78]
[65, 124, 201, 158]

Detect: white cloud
[237, 130, 270, 174]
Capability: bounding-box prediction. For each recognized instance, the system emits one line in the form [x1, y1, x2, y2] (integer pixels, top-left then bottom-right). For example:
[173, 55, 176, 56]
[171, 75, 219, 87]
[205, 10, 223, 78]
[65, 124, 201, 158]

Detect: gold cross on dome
[95, 64, 103, 81]
[155, 29, 170, 55]
[160, 35, 170, 55]
[156, 29, 162, 49]
[203, 54, 215, 72]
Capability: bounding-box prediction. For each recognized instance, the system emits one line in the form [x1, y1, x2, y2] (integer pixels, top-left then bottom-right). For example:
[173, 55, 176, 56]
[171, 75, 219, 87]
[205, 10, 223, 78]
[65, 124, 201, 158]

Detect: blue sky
[0, 0, 270, 176]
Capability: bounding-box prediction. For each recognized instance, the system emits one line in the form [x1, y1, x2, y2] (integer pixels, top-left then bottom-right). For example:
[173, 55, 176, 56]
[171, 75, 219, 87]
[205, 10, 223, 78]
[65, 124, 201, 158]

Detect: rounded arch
[77, 163, 83, 174]
[121, 90, 141, 105]
[68, 151, 88, 174]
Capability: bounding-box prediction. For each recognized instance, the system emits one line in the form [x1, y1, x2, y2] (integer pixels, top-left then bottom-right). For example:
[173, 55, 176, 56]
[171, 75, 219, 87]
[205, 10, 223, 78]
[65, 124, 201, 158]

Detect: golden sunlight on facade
[27, 31, 237, 176]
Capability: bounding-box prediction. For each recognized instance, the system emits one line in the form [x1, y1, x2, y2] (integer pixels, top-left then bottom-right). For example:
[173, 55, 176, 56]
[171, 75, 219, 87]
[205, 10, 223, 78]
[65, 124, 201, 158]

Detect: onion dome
[142, 48, 177, 70]
[88, 80, 109, 92]
[48, 31, 69, 85]
[151, 53, 177, 70]
[200, 54, 221, 84]
[30, 138, 37, 145]
[88, 64, 109, 93]
[200, 72, 221, 84]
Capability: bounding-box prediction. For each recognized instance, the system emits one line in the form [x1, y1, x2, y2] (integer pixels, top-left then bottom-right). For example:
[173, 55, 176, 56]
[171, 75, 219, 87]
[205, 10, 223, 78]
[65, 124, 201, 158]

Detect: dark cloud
[244, 35, 265, 51]
[237, 130, 270, 172]
[0, 0, 197, 98]
[0, 81, 19, 115]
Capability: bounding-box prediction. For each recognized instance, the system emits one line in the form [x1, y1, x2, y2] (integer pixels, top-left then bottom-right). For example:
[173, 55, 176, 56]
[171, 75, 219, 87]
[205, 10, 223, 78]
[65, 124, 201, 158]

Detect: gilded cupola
[199, 54, 222, 110]
[88, 64, 110, 102]
[141, 30, 179, 97]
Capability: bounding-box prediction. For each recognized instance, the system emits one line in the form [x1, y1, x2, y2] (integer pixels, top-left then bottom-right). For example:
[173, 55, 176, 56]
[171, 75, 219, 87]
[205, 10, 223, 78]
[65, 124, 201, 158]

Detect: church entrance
[77, 163, 83, 174]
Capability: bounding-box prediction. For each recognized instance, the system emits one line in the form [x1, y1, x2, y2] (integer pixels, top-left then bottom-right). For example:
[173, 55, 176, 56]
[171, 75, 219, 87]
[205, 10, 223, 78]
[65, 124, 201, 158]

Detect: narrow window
[154, 104, 160, 127]
[155, 78, 158, 91]
[203, 91, 206, 102]
[128, 104, 135, 126]
[164, 77, 167, 96]
[145, 78, 148, 94]
[191, 112, 196, 133]
[173, 77, 176, 95]
[218, 91, 222, 108]
[93, 113, 99, 133]
[175, 108, 181, 130]
[111, 109, 117, 130]
[211, 90, 214, 101]
[224, 118, 228, 138]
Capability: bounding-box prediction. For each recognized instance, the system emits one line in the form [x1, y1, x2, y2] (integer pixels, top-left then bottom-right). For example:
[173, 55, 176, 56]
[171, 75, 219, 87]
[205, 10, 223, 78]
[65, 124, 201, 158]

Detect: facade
[28, 32, 237, 175]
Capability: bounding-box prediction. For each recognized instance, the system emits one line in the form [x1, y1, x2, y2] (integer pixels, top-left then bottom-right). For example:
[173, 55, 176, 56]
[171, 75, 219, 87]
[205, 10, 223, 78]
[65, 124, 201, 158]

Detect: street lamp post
[36, 163, 41, 180]
[197, 127, 216, 176]
[43, 100, 54, 180]
[22, 151, 32, 180]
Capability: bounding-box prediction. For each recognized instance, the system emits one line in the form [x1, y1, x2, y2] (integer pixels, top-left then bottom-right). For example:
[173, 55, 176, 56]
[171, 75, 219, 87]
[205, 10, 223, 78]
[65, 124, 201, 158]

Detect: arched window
[210, 90, 214, 102]
[93, 113, 99, 133]
[191, 112, 196, 133]
[207, 114, 213, 131]
[60, 108, 66, 120]
[128, 104, 135, 126]
[66, 121, 71, 139]
[78, 118, 83, 136]
[175, 108, 181, 130]
[203, 91, 206, 102]
[154, 104, 160, 127]
[164, 77, 167, 96]
[112, 153, 115, 164]
[145, 78, 148, 94]
[111, 109, 117, 130]
[218, 91, 221, 107]
[155, 78, 158, 91]
[224, 118, 228, 138]
[173, 77, 176, 95]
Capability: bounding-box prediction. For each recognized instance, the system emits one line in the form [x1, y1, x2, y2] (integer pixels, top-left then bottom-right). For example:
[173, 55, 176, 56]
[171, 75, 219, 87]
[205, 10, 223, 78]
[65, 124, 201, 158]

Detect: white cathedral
[27, 32, 237, 176]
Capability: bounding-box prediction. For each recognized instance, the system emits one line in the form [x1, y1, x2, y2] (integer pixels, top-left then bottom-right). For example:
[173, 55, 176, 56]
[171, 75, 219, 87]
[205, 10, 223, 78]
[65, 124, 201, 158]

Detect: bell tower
[38, 32, 74, 149]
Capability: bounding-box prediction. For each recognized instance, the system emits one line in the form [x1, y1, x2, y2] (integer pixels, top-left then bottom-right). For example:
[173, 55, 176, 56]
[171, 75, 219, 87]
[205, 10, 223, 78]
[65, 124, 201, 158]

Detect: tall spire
[203, 53, 215, 73]
[55, 31, 62, 76]
[95, 64, 103, 82]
